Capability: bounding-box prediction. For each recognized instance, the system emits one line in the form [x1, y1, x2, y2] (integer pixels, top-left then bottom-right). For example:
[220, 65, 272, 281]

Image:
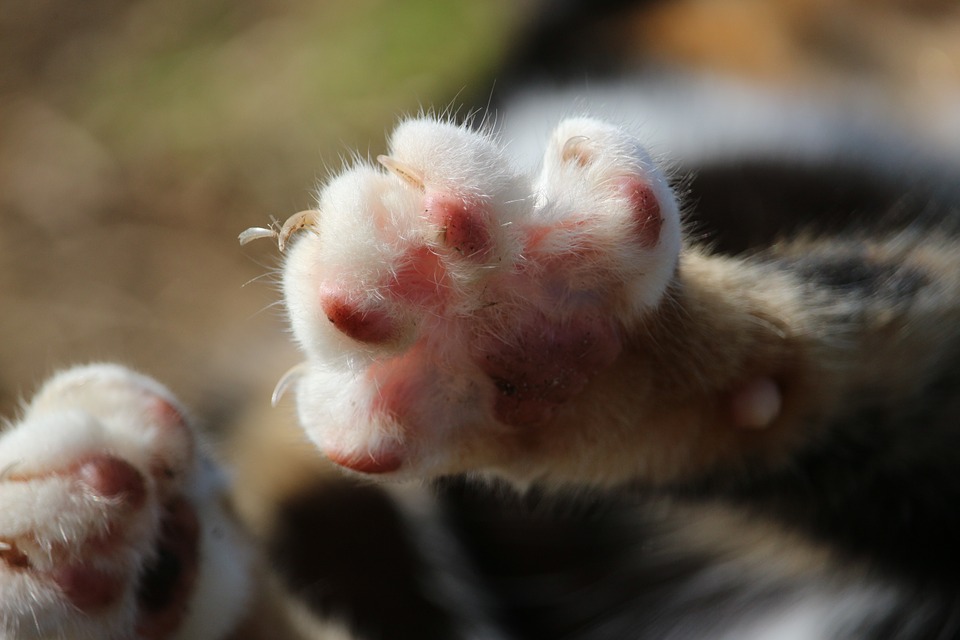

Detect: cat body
[4, 2, 960, 638]
[273, 103, 960, 638]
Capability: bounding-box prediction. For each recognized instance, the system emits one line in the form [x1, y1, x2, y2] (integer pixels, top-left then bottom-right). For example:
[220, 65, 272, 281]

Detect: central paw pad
[278, 117, 681, 477]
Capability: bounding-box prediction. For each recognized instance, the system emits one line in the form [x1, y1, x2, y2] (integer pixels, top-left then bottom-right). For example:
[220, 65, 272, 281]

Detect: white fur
[0, 364, 252, 640]
[724, 581, 901, 640]
[173, 456, 255, 640]
[537, 116, 681, 312]
[500, 73, 960, 171]
[282, 116, 681, 477]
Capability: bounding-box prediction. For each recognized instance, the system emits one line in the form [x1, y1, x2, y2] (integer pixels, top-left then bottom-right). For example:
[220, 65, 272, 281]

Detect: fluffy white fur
[282, 116, 680, 478]
[0, 364, 252, 640]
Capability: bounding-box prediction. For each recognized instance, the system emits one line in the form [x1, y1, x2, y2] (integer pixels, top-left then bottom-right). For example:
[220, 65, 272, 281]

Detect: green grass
[76, 0, 516, 159]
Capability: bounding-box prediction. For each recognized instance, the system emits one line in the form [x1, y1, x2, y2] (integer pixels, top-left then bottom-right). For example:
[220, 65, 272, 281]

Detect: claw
[377, 155, 425, 192]
[238, 226, 277, 246]
[272, 362, 308, 407]
[561, 135, 592, 166]
[239, 210, 319, 252]
[277, 210, 320, 252]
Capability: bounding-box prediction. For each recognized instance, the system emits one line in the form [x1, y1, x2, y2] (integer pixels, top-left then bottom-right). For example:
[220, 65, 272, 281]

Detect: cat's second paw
[278, 116, 680, 480]
[0, 365, 251, 640]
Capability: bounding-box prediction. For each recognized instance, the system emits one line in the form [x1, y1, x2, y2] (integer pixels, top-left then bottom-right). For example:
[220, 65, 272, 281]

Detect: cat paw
[0, 364, 251, 640]
[278, 116, 680, 479]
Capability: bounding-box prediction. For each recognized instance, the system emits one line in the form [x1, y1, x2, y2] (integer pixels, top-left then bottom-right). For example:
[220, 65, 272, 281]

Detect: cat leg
[0, 364, 253, 640]
[276, 116, 834, 488]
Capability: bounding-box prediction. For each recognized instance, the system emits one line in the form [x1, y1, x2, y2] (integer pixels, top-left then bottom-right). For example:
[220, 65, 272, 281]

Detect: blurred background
[5, 0, 960, 423]
[4, 0, 960, 553]
[0, 0, 524, 418]
[3, 0, 959, 444]
[3, 1, 960, 635]
[5, 0, 960, 414]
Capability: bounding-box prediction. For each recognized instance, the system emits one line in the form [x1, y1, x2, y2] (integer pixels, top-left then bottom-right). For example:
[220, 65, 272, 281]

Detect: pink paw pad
[76, 455, 147, 508]
[280, 116, 681, 476]
[424, 194, 493, 259]
[52, 564, 125, 612]
[476, 313, 623, 426]
[325, 450, 403, 475]
[617, 177, 663, 248]
[320, 287, 398, 345]
[388, 245, 451, 307]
